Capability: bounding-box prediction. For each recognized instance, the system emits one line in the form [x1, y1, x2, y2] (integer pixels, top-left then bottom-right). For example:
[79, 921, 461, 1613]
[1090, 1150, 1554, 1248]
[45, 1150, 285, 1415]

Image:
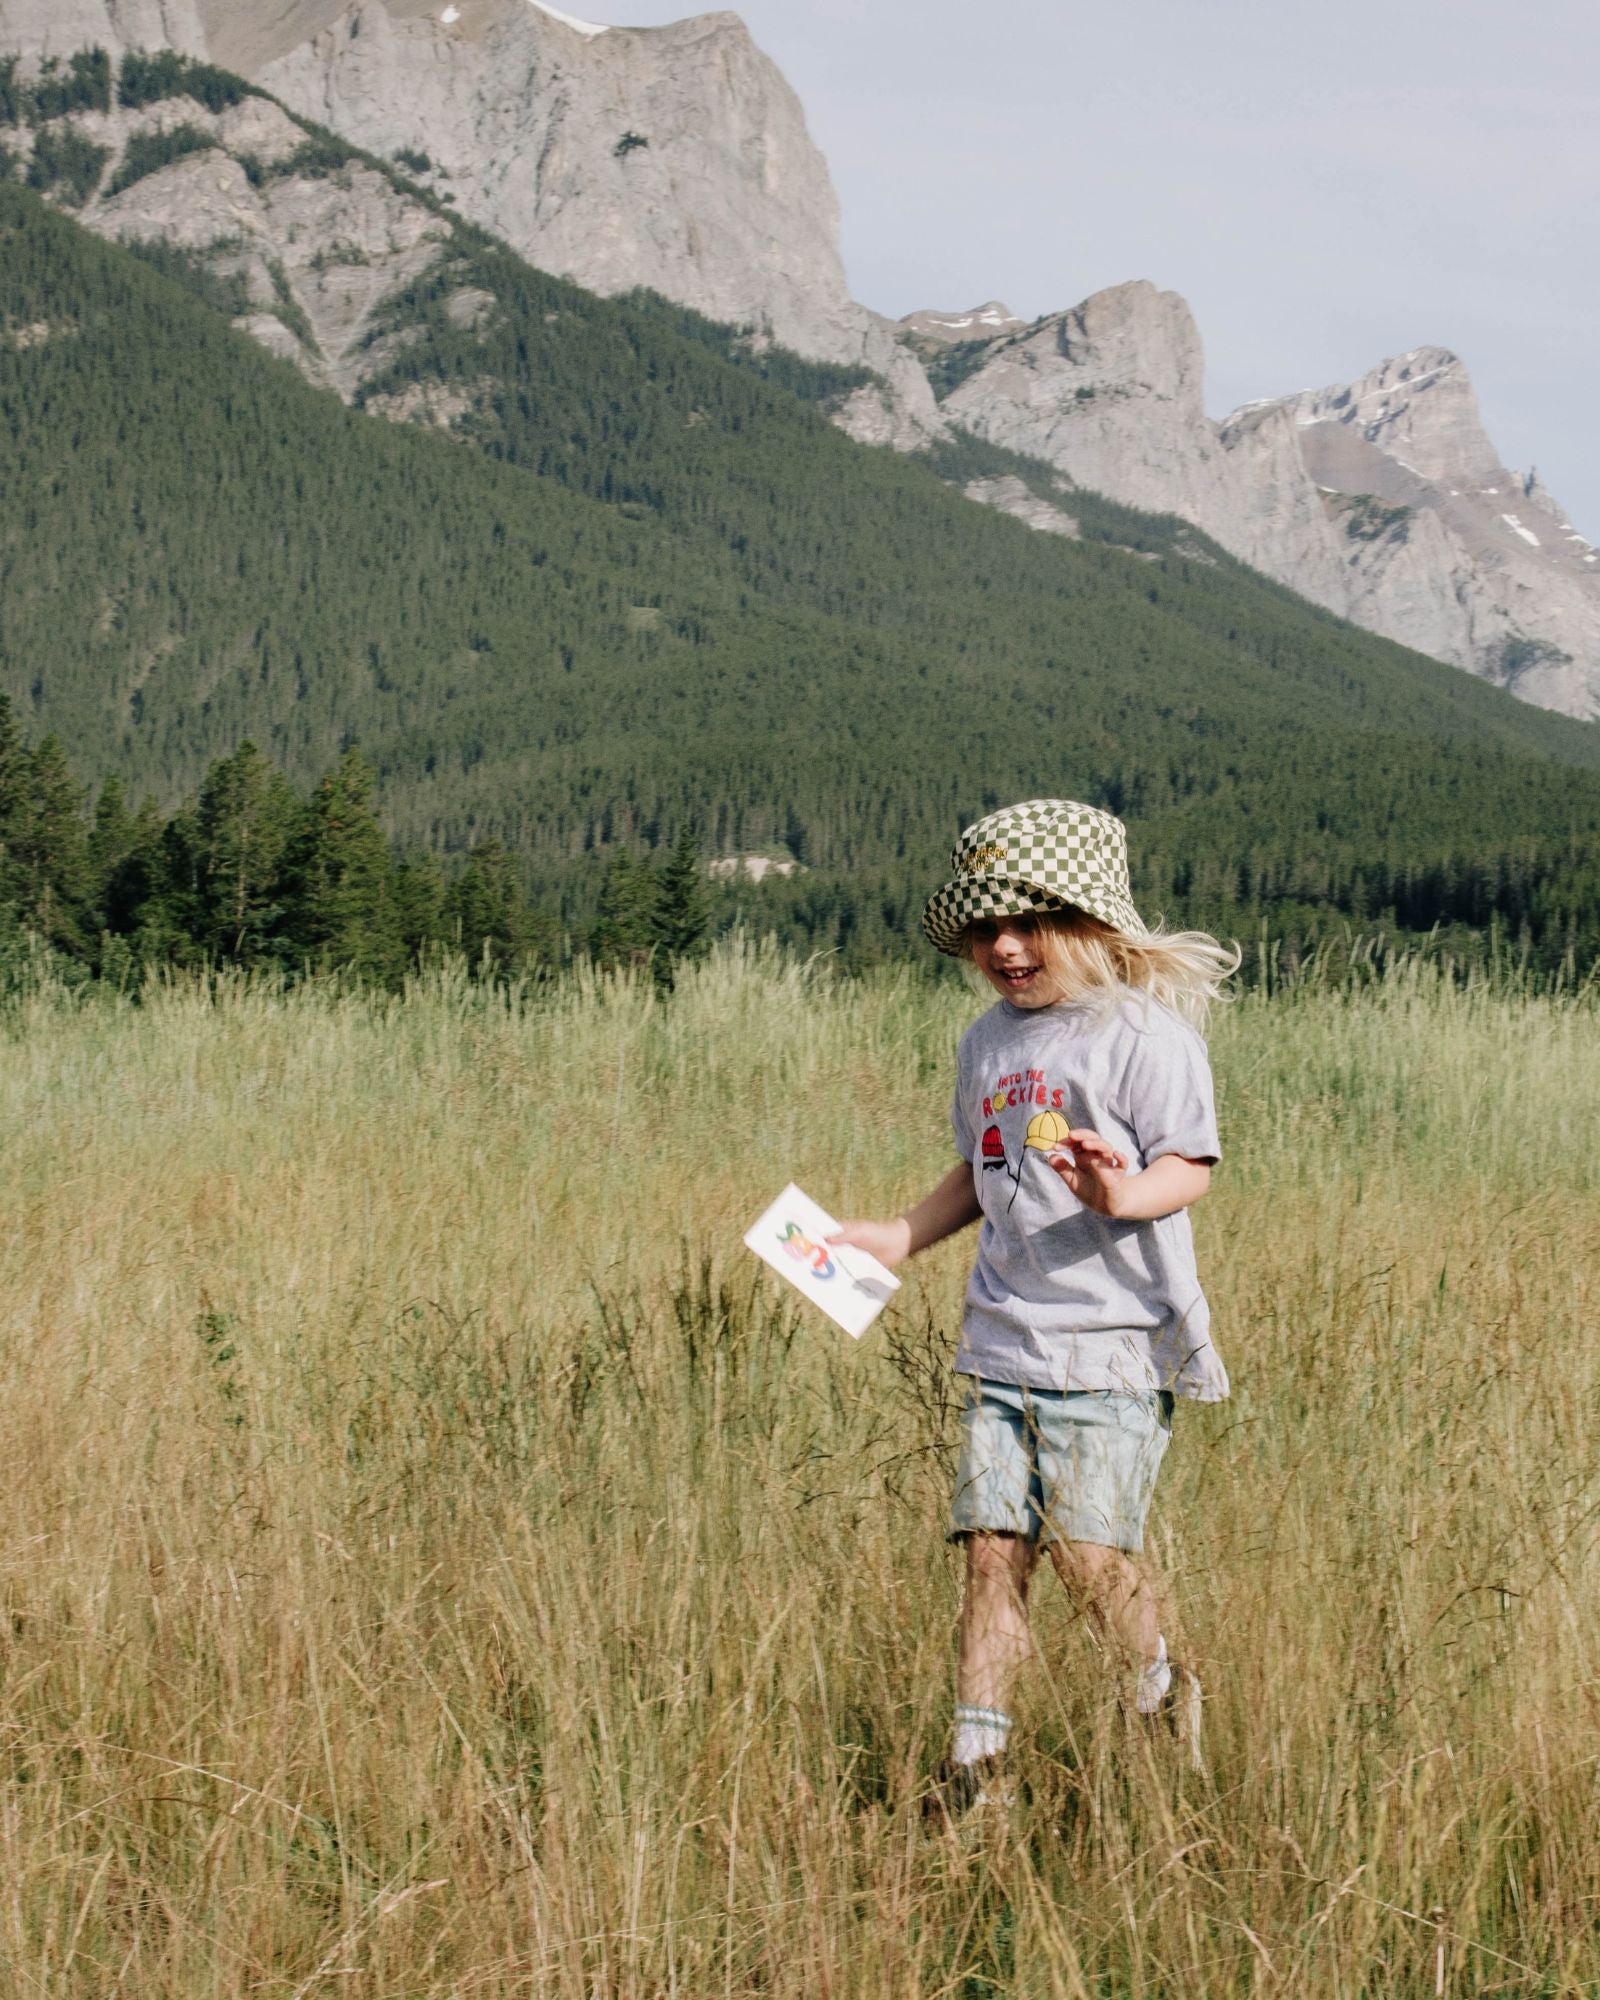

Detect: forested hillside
[3, 171, 1599, 967]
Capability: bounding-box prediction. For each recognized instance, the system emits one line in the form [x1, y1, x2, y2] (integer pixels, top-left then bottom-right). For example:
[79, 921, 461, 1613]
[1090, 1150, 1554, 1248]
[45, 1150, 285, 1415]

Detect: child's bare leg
[1046, 1538, 1160, 1666]
[958, 1530, 1035, 1706]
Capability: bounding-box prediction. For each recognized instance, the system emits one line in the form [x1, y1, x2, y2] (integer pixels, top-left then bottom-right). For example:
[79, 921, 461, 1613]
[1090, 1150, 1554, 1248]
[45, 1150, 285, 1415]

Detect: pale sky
[563, 0, 1597, 537]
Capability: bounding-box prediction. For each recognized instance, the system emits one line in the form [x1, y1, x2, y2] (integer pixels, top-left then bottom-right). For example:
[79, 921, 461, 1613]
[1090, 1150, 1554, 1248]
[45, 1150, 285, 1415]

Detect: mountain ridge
[0, 5, 1591, 715]
[930, 288, 1600, 719]
[6, 168, 1599, 973]
[221, 0, 944, 447]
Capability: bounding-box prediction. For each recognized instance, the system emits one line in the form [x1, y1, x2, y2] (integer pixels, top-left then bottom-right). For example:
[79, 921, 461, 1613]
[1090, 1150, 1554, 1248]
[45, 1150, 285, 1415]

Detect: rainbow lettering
[778, 1220, 836, 1282]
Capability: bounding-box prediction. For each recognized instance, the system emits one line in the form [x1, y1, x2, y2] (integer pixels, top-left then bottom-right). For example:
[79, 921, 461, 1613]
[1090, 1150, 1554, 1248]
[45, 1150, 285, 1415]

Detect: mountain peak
[0, 4, 1591, 712]
[525, 0, 611, 37]
[233, 5, 845, 341]
[193, 2, 758, 82]
[897, 300, 1024, 345]
[1267, 347, 1502, 489]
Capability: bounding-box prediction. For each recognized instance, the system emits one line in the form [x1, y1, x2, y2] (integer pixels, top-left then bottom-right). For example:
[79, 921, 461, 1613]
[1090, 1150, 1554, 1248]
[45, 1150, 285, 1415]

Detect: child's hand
[826, 1165, 982, 1268]
[828, 1218, 914, 1269]
[1045, 1130, 1130, 1217]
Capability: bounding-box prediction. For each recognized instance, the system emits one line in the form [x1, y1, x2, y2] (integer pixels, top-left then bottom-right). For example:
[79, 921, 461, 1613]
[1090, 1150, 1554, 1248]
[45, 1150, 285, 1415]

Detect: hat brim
[921, 876, 1067, 956]
[921, 873, 1149, 956]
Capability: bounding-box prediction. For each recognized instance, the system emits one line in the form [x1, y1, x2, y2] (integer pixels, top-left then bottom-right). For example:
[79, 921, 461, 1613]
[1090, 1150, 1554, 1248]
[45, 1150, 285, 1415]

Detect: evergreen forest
[0, 703, 710, 987]
[3, 145, 1600, 974]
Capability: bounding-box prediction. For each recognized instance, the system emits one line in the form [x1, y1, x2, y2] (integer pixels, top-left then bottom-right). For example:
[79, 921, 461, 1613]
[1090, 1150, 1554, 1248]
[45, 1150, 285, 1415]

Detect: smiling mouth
[998, 965, 1040, 984]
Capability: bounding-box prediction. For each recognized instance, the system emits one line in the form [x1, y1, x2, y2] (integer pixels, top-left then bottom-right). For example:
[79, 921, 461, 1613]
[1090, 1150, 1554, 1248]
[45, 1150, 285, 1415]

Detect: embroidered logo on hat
[921, 798, 1148, 956]
[963, 843, 1008, 873]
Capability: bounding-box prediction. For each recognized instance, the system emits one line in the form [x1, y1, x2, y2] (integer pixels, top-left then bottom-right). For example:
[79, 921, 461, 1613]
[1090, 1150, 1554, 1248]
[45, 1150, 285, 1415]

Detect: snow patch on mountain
[526, 0, 608, 35]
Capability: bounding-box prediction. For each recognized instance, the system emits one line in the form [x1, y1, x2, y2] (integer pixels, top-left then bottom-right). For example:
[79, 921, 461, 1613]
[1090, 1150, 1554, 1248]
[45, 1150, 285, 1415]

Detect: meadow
[0, 942, 1596, 1997]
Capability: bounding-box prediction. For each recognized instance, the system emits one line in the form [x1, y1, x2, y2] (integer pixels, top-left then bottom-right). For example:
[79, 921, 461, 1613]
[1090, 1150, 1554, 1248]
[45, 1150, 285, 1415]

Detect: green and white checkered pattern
[921, 799, 1147, 956]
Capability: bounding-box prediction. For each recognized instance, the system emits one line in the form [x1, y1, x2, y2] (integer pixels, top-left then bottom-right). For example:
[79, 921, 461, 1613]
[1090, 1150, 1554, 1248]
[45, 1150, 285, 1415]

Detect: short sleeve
[1119, 1010, 1221, 1166]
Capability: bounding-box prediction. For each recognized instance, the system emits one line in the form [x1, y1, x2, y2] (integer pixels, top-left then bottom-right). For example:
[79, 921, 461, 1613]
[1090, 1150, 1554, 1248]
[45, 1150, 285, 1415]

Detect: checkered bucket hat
[921, 798, 1148, 956]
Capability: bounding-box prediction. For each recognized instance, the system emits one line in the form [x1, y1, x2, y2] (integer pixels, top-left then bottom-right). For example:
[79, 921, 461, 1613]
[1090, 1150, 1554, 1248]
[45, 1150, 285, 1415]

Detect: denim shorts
[950, 1378, 1172, 1554]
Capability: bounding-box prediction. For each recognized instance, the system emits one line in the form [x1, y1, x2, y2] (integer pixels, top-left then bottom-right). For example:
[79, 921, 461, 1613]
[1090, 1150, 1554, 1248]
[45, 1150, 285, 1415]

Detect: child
[831, 798, 1236, 1805]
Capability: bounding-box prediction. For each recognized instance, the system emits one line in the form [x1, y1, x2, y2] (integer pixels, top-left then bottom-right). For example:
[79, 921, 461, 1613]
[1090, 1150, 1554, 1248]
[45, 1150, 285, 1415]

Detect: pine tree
[88, 776, 134, 894]
[150, 807, 205, 963]
[276, 748, 403, 983]
[445, 839, 537, 978]
[0, 693, 31, 913]
[18, 736, 90, 952]
[652, 830, 710, 991]
[192, 741, 297, 963]
[393, 853, 447, 967]
[590, 848, 659, 975]
[101, 797, 174, 957]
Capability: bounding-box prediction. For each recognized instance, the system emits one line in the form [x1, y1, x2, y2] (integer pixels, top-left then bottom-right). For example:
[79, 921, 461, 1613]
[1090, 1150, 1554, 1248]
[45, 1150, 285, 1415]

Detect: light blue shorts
[950, 1378, 1172, 1554]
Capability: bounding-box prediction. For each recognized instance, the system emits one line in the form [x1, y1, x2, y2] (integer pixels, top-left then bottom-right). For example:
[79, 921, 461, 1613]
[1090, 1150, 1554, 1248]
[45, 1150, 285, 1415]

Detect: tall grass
[0, 943, 1596, 1996]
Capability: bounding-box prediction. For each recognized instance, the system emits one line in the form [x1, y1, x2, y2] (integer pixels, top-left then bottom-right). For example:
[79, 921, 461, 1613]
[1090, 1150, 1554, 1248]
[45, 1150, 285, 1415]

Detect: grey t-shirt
[950, 993, 1228, 1401]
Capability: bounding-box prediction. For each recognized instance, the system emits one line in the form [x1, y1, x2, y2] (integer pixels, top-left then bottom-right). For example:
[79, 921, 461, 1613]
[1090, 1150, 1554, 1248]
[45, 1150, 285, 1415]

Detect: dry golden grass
[1, 943, 1597, 1997]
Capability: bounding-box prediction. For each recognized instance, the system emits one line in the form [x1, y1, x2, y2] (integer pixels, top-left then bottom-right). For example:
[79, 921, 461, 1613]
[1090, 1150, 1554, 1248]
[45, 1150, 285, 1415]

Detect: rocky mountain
[1228, 355, 1600, 718]
[259, 9, 850, 342]
[898, 300, 1026, 345]
[941, 285, 1246, 529]
[12, 169, 1600, 985]
[0, 0, 1593, 716]
[934, 285, 1600, 719]
[0, 74, 465, 401]
[0, 0, 205, 62]
[935, 283, 1347, 606]
[0, 0, 939, 444]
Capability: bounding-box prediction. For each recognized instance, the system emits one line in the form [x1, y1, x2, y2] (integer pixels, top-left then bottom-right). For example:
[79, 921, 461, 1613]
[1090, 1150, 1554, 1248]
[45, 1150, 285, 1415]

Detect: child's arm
[829, 1161, 982, 1270]
[1047, 1133, 1210, 1220]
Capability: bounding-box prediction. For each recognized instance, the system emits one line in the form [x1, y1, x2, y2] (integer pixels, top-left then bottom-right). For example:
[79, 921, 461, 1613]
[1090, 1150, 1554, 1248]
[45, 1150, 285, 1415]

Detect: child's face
[967, 915, 1069, 1008]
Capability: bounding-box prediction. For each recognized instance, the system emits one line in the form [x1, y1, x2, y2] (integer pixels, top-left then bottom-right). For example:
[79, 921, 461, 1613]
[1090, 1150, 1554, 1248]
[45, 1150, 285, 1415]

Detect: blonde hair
[961, 907, 1240, 1033]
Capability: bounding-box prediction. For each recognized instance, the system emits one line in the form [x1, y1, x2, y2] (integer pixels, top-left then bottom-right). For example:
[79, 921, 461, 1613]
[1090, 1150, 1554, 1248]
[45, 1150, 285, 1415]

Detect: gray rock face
[1, 0, 939, 437]
[0, 0, 205, 61]
[937, 281, 1346, 600]
[260, 6, 843, 339]
[960, 475, 1078, 537]
[240, 0, 938, 437]
[3, 0, 1592, 712]
[13, 91, 459, 399]
[193, 1, 347, 79]
[940, 283, 1600, 718]
[1227, 351, 1600, 718]
[1271, 347, 1503, 486]
[942, 283, 1240, 522]
[833, 315, 946, 451]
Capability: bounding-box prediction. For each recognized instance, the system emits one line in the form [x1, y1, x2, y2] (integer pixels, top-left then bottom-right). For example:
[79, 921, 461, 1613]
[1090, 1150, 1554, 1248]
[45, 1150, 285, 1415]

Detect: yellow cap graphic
[1023, 1109, 1071, 1153]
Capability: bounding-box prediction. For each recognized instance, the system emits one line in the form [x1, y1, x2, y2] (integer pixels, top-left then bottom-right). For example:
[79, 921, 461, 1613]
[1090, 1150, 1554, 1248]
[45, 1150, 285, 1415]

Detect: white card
[742, 1182, 901, 1339]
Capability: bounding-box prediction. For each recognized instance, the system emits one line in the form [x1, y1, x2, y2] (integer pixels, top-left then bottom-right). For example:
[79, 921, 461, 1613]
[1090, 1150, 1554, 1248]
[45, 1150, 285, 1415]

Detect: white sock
[951, 1705, 1013, 1765]
[1135, 1636, 1172, 1715]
